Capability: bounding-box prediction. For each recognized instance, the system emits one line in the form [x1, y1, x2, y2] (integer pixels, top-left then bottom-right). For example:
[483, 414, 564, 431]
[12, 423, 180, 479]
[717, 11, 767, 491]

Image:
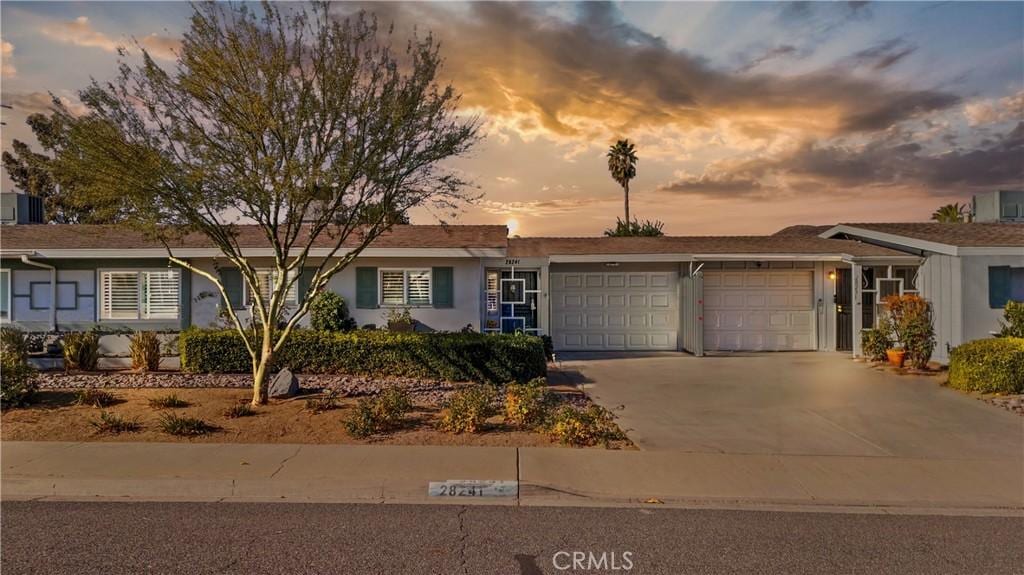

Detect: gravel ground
[980, 394, 1024, 416]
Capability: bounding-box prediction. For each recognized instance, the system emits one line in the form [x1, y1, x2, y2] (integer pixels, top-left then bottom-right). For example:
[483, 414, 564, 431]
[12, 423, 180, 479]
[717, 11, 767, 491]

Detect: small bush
[0, 327, 30, 363]
[861, 328, 891, 362]
[948, 338, 1024, 394]
[75, 388, 118, 408]
[0, 352, 37, 408]
[439, 386, 497, 434]
[998, 301, 1024, 338]
[63, 331, 100, 371]
[882, 295, 935, 369]
[504, 377, 555, 429]
[90, 411, 141, 434]
[310, 291, 357, 332]
[158, 413, 217, 436]
[305, 390, 340, 414]
[179, 329, 547, 384]
[148, 393, 190, 409]
[343, 388, 413, 438]
[129, 331, 162, 372]
[548, 405, 626, 447]
[223, 402, 256, 418]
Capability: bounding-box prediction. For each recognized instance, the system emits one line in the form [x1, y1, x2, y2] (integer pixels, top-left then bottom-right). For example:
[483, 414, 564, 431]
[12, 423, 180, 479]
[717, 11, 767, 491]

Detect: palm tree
[931, 202, 970, 223]
[607, 139, 638, 227]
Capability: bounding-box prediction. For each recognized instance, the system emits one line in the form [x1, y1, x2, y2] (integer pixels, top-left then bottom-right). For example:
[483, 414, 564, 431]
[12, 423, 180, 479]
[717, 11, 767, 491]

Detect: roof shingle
[508, 235, 908, 258]
[828, 222, 1024, 247]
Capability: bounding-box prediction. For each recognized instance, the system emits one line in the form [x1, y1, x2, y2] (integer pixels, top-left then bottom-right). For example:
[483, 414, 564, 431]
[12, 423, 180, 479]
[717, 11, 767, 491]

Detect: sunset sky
[1, 1, 1022, 236]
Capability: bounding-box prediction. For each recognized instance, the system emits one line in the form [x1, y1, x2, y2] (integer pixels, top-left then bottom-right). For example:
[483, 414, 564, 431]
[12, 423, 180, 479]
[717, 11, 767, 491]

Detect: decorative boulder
[268, 368, 300, 398]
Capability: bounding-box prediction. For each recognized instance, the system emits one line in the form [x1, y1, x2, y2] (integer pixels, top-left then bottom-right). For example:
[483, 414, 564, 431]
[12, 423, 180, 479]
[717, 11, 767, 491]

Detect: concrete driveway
[556, 352, 1023, 460]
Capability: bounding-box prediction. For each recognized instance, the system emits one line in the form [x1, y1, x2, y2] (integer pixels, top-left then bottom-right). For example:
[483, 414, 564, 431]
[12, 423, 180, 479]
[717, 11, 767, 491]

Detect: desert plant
[0, 326, 30, 363]
[223, 402, 256, 418]
[90, 411, 141, 434]
[603, 217, 665, 237]
[129, 331, 161, 372]
[0, 352, 37, 408]
[157, 413, 217, 436]
[305, 390, 341, 414]
[504, 377, 556, 429]
[62, 331, 100, 371]
[439, 386, 497, 434]
[148, 393, 190, 409]
[75, 388, 118, 408]
[548, 405, 626, 447]
[881, 295, 935, 369]
[998, 301, 1024, 338]
[310, 291, 357, 332]
[343, 388, 413, 437]
[948, 338, 1024, 394]
[861, 328, 891, 362]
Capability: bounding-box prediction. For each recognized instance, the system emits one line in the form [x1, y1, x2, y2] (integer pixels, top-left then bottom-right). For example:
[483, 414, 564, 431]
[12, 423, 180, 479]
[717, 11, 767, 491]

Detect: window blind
[407, 271, 431, 305]
[100, 271, 141, 320]
[381, 271, 405, 305]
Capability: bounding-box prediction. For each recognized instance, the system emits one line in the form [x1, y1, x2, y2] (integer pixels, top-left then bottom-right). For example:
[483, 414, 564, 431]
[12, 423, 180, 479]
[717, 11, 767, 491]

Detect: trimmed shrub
[998, 301, 1024, 338]
[548, 405, 626, 447]
[344, 388, 414, 438]
[179, 329, 547, 383]
[1, 352, 37, 408]
[63, 331, 100, 371]
[0, 327, 30, 363]
[439, 386, 497, 434]
[948, 338, 1024, 394]
[129, 331, 161, 372]
[861, 328, 891, 362]
[504, 377, 555, 429]
[310, 291, 357, 332]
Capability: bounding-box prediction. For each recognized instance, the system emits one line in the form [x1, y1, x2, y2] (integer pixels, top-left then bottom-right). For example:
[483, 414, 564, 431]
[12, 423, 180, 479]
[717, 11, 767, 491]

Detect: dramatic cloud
[1, 41, 15, 78]
[0, 91, 87, 116]
[847, 38, 917, 71]
[39, 16, 179, 60]
[346, 2, 958, 144]
[480, 197, 607, 218]
[964, 90, 1024, 126]
[736, 44, 800, 73]
[659, 122, 1024, 199]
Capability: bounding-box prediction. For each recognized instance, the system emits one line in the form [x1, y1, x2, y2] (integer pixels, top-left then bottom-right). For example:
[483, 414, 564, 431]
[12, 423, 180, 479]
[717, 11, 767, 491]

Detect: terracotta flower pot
[886, 349, 906, 368]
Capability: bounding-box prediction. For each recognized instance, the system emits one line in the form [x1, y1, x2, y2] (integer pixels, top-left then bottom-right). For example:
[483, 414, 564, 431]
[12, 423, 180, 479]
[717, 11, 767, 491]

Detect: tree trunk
[624, 181, 630, 228]
[251, 339, 272, 405]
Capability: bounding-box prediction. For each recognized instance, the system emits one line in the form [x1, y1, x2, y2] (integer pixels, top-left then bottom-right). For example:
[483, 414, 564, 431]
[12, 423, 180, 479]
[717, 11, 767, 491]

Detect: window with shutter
[379, 269, 432, 306]
[0, 269, 9, 320]
[245, 269, 298, 306]
[100, 270, 180, 320]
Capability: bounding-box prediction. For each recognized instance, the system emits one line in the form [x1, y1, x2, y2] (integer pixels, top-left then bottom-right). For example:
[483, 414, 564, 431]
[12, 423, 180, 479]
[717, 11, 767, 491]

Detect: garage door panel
[704, 270, 814, 352]
[551, 271, 678, 351]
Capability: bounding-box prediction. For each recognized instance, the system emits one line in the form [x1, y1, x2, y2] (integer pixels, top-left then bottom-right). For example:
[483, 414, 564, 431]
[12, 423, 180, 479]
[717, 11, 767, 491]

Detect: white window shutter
[141, 270, 180, 319]
[381, 271, 405, 305]
[407, 271, 431, 305]
[101, 271, 141, 320]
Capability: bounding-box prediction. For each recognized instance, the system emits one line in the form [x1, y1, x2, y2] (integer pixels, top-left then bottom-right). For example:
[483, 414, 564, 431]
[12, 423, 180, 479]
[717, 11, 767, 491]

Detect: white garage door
[703, 270, 814, 351]
[551, 271, 678, 351]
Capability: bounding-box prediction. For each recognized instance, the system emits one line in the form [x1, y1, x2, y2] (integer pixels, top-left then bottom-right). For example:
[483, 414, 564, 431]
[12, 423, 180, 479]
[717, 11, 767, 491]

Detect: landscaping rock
[268, 368, 300, 398]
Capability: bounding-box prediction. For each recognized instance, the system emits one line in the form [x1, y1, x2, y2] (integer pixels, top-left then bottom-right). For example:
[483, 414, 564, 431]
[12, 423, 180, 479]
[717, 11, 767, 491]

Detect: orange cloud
[40, 16, 179, 61]
[1, 40, 15, 78]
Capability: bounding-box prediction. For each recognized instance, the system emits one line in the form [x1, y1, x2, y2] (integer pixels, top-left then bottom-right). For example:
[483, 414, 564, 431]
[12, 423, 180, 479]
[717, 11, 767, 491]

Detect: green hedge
[179, 329, 547, 384]
[948, 337, 1024, 394]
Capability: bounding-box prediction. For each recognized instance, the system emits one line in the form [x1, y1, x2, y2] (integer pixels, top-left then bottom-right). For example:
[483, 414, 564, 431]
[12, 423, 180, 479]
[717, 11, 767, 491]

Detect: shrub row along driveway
[556, 352, 1022, 460]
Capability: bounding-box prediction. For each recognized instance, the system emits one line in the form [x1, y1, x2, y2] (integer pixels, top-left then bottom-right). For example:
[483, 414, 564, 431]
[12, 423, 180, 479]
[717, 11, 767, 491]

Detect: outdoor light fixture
[828, 270, 837, 281]
[605, 262, 620, 267]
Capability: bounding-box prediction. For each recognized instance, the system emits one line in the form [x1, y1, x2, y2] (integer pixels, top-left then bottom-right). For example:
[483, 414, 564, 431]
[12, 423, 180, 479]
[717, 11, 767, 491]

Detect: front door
[835, 268, 853, 351]
[484, 269, 540, 334]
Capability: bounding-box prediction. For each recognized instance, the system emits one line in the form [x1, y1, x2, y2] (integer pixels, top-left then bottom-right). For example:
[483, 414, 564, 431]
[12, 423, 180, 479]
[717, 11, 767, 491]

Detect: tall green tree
[55, 2, 479, 404]
[930, 202, 970, 223]
[607, 139, 638, 226]
[1, 112, 121, 223]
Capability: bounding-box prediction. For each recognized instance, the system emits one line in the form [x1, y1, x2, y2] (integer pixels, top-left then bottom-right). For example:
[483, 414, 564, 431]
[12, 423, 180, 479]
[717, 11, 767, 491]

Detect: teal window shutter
[432, 267, 454, 308]
[988, 266, 1011, 308]
[219, 268, 245, 310]
[356, 267, 378, 309]
[298, 268, 316, 303]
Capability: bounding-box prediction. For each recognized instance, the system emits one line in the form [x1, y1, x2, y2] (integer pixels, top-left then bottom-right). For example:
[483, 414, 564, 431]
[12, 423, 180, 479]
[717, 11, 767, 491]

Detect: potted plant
[880, 294, 935, 369]
[384, 307, 415, 332]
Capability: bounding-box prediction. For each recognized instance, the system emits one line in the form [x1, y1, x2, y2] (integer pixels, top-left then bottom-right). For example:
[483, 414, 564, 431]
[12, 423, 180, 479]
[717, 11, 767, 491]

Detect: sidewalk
[3, 441, 1022, 515]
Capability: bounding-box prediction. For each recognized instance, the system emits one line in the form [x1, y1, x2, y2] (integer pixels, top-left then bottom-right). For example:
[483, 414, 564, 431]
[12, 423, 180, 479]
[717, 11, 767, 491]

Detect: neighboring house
[1, 219, 1021, 364]
[973, 190, 1024, 223]
[820, 223, 1024, 362]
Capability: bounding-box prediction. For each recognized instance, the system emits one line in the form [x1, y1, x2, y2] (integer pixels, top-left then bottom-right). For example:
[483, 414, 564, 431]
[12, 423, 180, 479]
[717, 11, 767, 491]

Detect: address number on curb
[428, 480, 518, 498]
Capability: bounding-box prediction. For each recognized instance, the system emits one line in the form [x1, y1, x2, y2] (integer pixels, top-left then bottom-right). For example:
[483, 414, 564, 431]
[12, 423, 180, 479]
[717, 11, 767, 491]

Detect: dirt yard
[1, 388, 633, 449]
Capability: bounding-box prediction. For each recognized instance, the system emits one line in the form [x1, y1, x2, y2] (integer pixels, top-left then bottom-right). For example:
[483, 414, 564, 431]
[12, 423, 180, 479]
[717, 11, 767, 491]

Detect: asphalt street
[2, 501, 1020, 574]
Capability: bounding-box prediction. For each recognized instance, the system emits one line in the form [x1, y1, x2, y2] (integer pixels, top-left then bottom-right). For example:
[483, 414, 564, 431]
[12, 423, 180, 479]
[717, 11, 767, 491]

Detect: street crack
[269, 446, 303, 478]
